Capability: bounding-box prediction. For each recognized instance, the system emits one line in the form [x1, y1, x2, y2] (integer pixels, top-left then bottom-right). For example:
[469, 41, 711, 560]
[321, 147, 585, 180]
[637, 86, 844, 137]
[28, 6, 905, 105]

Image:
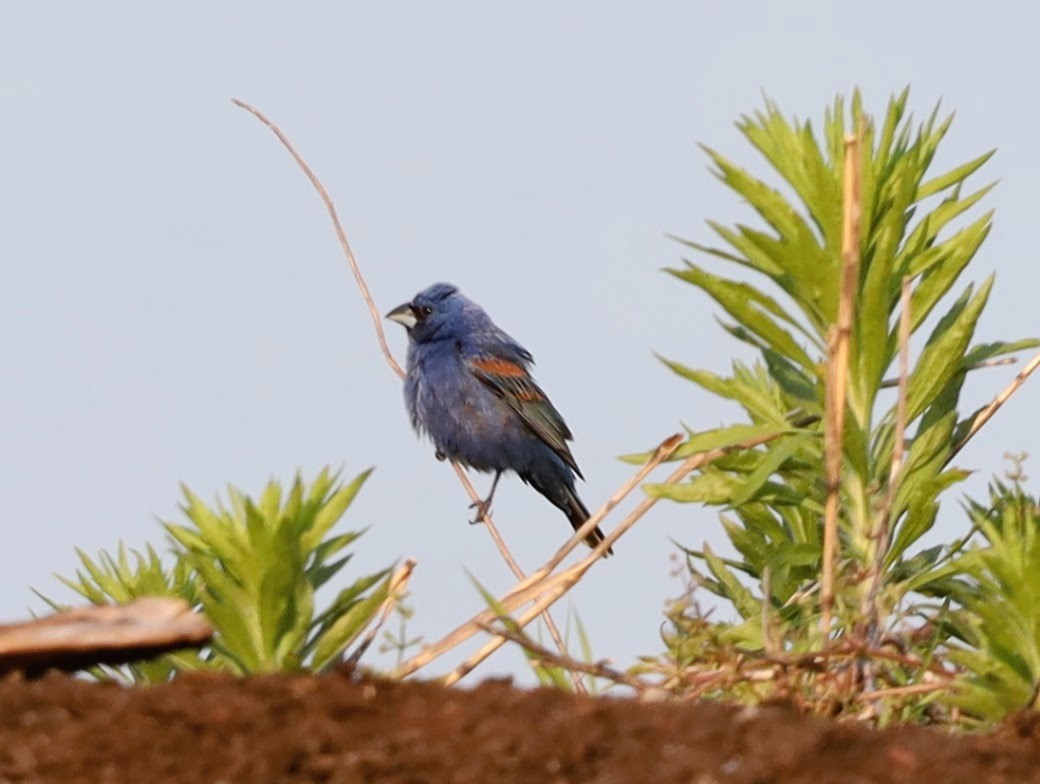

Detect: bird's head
[386, 282, 470, 343]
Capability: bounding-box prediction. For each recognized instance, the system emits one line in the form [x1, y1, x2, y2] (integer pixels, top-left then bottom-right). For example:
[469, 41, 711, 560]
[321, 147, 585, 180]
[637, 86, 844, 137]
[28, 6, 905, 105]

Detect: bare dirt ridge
[2, 670, 1040, 783]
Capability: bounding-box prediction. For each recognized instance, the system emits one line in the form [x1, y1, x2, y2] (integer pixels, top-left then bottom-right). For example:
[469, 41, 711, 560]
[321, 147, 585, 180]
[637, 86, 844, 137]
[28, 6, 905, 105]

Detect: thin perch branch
[231, 99, 404, 379]
[450, 461, 585, 692]
[232, 98, 580, 685]
[948, 350, 1040, 461]
[398, 427, 797, 681]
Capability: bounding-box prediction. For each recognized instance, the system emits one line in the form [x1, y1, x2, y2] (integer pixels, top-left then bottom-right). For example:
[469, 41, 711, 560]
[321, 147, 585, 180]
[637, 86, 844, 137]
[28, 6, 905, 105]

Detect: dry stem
[401, 427, 799, 683]
[821, 130, 862, 635]
[948, 350, 1040, 462]
[396, 433, 684, 680]
[232, 98, 579, 685]
[230, 99, 404, 380]
[475, 621, 648, 692]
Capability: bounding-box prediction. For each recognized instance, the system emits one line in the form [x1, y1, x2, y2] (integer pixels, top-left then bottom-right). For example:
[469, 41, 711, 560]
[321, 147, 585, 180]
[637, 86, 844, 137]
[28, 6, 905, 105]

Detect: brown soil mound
[2, 671, 1040, 783]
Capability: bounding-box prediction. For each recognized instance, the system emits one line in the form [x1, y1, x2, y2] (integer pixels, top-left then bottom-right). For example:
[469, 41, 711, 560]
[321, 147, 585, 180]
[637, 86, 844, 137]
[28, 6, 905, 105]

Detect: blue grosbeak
[387, 283, 610, 554]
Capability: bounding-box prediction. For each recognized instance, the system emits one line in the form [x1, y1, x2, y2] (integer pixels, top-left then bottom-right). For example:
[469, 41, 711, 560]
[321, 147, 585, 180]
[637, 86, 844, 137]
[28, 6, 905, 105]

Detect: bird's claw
[435, 450, 447, 462]
[468, 498, 491, 524]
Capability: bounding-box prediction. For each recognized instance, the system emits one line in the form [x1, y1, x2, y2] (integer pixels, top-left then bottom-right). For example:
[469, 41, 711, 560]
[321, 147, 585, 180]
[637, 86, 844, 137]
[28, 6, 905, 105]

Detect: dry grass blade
[231, 98, 580, 683]
[450, 463, 586, 692]
[394, 433, 685, 679]
[948, 350, 1040, 462]
[510, 433, 684, 595]
[399, 427, 798, 682]
[444, 582, 572, 686]
[822, 130, 862, 635]
[343, 558, 417, 669]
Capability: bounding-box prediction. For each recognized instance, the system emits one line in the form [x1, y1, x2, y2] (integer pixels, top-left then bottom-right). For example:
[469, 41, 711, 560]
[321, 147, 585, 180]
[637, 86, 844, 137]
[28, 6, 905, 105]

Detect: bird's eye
[416, 305, 433, 319]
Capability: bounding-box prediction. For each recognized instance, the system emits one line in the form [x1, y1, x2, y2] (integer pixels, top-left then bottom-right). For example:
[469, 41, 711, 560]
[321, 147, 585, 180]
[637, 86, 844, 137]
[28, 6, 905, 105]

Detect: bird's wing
[466, 354, 583, 478]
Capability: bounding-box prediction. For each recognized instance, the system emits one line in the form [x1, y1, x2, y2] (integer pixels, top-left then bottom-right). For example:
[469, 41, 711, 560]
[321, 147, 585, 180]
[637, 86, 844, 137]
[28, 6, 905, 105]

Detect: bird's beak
[386, 302, 418, 329]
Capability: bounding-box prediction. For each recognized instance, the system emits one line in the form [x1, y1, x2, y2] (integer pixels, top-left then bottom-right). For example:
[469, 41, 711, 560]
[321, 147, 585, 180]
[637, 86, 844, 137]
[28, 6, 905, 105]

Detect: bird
[386, 282, 611, 555]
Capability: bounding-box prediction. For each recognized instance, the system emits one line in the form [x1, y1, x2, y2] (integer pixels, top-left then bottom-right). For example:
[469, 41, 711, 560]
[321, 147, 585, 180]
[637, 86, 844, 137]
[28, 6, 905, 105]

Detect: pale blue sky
[2, 3, 1037, 680]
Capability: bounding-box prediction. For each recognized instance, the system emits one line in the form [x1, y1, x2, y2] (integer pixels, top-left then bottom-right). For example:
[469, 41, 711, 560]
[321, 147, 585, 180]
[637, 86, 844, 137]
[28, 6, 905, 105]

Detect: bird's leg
[469, 470, 502, 524]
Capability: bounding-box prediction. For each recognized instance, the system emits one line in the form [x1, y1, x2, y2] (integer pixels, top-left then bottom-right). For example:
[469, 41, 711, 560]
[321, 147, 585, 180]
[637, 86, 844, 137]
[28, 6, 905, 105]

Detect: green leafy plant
[42, 468, 396, 680]
[946, 475, 1040, 721]
[639, 89, 1038, 720]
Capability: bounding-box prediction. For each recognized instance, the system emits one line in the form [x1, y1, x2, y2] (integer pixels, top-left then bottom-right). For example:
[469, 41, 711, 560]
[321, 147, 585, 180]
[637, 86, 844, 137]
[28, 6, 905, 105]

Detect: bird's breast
[407, 345, 530, 472]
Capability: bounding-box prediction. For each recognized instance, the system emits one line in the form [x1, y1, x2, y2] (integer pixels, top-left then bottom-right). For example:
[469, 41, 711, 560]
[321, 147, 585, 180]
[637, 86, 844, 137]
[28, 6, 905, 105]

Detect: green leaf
[702, 543, 760, 620]
[906, 277, 993, 422]
[729, 434, 811, 507]
[647, 471, 744, 504]
[310, 571, 392, 671]
[962, 338, 1040, 368]
[302, 468, 372, 552]
[671, 423, 793, 460]
[42, 467, 394, 682]
[669, 263, 824, 361]
[917, 150, 996, 200]
[908, 213, 992, 334]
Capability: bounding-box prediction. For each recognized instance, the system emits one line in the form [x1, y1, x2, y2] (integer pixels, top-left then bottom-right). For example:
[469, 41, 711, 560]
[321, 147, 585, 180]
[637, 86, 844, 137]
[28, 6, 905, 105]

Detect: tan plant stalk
[231, 98, 581, 685]
[400, 427, 798, 681]
[821, 130, 862, 635]
[948, 351, 1040, 462]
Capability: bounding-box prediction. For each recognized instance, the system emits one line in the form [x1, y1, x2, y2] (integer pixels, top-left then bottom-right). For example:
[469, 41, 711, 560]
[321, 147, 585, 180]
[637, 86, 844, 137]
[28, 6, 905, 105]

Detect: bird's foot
[468, 498, 492, 524]
[435, 450, 447, 462]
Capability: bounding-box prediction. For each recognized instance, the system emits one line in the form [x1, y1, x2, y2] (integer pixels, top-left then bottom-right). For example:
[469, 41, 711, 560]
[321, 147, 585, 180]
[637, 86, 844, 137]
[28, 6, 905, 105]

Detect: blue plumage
[387, 283, 610, 553]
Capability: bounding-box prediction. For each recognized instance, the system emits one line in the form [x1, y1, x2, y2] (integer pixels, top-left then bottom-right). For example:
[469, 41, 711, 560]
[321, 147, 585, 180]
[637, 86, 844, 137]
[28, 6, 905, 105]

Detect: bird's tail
[564, 490, 614, 557]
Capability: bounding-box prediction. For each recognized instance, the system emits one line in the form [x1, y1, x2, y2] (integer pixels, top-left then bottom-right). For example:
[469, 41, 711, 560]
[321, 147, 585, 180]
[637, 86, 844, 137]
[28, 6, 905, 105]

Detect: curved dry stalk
[231, 98, 578, 684]
[395, 433, 684, 679]
[230, 99, 404, 379]
[948, 350, 1040, 461]
[450, 463, 526, 578]
[400, 427, 792, 682]
[449, 462, 584, 692]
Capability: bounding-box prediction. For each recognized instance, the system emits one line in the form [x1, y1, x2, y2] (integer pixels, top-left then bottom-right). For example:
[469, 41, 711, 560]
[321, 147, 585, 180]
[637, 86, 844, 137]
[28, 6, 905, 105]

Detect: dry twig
[230, 99, 404, 379]
[401, 427, 800, 683]
[475, 621, 648, 692]
[948, 350, 1040, 462]
[396, 433, 682, 680]
[232, 98, 582, 686]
